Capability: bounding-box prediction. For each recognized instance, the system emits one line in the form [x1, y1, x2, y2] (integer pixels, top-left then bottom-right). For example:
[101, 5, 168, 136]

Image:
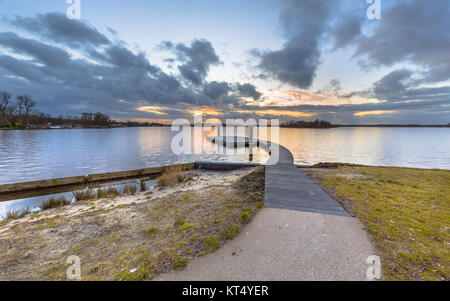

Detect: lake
[0, 127, 449, 186]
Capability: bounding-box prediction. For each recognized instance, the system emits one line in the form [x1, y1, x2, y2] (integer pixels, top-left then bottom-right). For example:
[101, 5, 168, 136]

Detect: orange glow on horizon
[189, 109, 221, 116]
[235, 109, 314, 118]
[354, 110, 397, 117]
[137, 106, 167, 115]
[131, 118, 173, 124]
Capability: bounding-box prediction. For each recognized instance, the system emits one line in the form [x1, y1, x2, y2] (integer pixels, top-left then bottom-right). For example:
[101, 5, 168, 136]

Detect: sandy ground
[0, 168, 264, 280]
[0, 169, 250, 237]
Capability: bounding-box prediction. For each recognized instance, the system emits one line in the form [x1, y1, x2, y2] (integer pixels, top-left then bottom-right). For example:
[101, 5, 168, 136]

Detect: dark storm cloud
[7, 12, 111, 48]
[0, 55, 47, 83]
[254, 0, 339, 88]
[164, 39, 222, 85]
[372, 69, 414, 101]
[202, 81, 231, 100]
[0, 32, 70, 67]
[332, 15, 363, 49]
[104, 45, 160, 74]
[235, 83, 262, 100]
[339, 67, 449, 110]
[353, 0, 450, 84]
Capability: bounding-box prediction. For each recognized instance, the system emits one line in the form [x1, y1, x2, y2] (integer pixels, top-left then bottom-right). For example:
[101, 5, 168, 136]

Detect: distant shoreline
[1, 124, 449, 130]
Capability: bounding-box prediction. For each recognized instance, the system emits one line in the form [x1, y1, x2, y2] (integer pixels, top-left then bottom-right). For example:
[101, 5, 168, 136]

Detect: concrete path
[156, 138, 376, 281]
[156, 208, 374, 281]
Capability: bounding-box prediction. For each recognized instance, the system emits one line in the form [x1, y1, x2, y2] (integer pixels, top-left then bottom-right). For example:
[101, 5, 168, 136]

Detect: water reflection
[0, 127, 449, 186]
[0, 127, 268, 185]
[279, 127, 450, 168]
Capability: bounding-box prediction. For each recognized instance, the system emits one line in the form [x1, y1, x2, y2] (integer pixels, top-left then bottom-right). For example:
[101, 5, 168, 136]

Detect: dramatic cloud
[354, 0, 450, 84]
[235, 83, 262, 100]
[7, 12, 111, 48]
[202, 81, 230, 100]
[342, 68, 450, 115]
[0, 13, 264, 120]
[372, 69, 414, 101]
[0, 32, 70, 67]
[164, 39, 222, 85]
[0, 3, 448, 124]
[254, 0, 339, 88]
[332, 15, 363, 49]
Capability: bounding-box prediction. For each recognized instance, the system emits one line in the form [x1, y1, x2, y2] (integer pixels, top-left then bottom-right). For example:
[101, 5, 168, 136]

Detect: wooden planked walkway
[265, 144, 349, 216]
[209, 136, 349, 216]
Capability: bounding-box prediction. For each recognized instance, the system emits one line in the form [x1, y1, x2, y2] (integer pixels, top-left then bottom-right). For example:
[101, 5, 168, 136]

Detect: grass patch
[239, 211, 251, 224]
[122, 183, 137, 195]
[172, 256, 189, 269]
[97, 186, 120, 199]
[114, 265, 151, 281]
[305, 166, 450, 281]
[156, 165, 184, 187]
[40, 196, 71, 210]
[174, 217, 186, 227]
[72, 188, 96, 201]
[140, 180, 147, 192]
[202, 235, 221, 253]
[3, 207, 31, 220]
[144, 227, 160, 236]
[156, 165, 197, 188]
[178, 223, 193, 232]
[220, 223, 241, 240]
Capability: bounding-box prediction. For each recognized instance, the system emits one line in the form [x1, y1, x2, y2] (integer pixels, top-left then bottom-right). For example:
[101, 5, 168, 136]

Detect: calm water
[0, 127, 449, 185]
[0, 127, 449, 216]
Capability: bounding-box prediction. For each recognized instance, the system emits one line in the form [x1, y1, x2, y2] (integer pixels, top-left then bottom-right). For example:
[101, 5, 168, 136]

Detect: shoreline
[2, 161, 448, 195]
[1, 124, 449, 131]
[1, 162, 448, 209]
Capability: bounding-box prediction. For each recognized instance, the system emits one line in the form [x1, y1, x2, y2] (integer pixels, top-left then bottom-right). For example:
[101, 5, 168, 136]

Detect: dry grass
[305, 165, 450, 281]
[72, 188, 96, 201]
[156, 165, 196, 188]
[140, 180, 147, 192]
[40, 196, 71, 210]
[97, 187, 120, 199]
[2, 207, 31, 220]
[122, 183, 137, 195]
[156, 165, 184, 187]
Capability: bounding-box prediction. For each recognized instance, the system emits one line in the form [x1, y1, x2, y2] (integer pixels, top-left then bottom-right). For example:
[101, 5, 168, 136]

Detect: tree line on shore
[0, 92, 37, 128]
[2, 91, 448, 129]
[280, 119, 334, 128]
[0, 91, 167, 129]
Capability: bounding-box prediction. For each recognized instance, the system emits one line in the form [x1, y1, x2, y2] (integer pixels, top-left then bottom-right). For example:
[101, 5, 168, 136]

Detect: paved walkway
[156, 138, 375, 280]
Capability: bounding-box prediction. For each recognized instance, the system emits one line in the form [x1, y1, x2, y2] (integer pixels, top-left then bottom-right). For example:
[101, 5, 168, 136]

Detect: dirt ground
[0, 167, 265, 281]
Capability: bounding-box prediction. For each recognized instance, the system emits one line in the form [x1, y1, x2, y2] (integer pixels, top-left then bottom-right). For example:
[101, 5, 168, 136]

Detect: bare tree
[0, 92, 12, 126]
[0, 92, 11, 113]
[5, 104, 17, 125]
[17, 95, 36, 127]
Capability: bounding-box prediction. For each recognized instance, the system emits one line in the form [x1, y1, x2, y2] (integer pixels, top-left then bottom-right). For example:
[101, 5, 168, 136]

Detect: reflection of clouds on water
[280, 128, 450, 168]
[135, 126, 268, 165]
[1, 127, 447, 186]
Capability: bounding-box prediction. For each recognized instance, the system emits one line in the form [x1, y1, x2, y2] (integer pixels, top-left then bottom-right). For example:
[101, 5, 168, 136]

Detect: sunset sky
[0, 0, 449, 124]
